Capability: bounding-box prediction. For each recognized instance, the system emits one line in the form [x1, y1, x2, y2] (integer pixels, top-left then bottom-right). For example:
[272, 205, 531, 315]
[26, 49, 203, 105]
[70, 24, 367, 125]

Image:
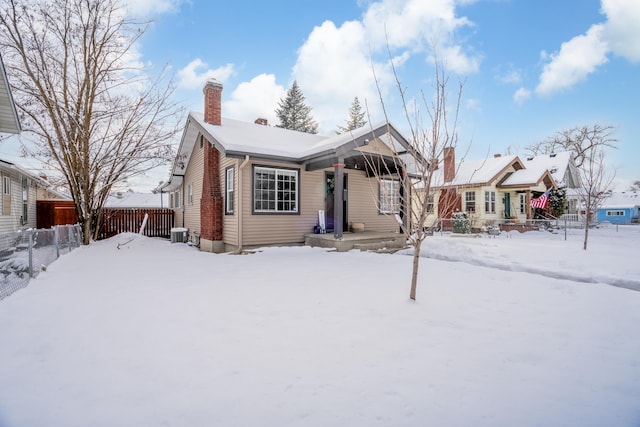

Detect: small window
[379, 179, 400, 214]
[172, 190, 181, 209]
[3, 176, 10, 195]
[226, 167, 235, 214]
[465, 191, 476, 213]
[484, 191, 496, 214]
[426, 194, 434, 213]
[519, 193, 526, 214]
[187, 183, 193, 205]
[606, 210, 624, 217]
[22, 178, 28, 224]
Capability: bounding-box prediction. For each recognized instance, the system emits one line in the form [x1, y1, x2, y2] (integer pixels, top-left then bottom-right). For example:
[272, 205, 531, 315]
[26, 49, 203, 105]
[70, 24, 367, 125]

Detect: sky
[1, 226, 639, 425]
[2, 0, 639, 191]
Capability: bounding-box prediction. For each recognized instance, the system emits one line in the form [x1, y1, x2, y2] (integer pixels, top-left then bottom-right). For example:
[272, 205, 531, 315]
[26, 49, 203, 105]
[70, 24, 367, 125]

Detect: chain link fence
[0, 224, 83, 301]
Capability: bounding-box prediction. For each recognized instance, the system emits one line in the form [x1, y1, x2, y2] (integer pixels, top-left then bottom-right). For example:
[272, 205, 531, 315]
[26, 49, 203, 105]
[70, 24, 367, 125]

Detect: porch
[304, 231, 407, 252]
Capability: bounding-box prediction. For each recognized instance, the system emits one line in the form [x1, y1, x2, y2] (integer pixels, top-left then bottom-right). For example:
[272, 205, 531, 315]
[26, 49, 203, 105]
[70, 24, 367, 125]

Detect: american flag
[530, 189, 551, 209]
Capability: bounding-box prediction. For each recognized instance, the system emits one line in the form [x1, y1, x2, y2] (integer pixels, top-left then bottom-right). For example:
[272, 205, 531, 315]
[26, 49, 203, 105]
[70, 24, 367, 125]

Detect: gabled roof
[0, 54, 21, 134]
[162, 112, 411, 190]
[499, 168, 557, 189]
[431, 155, 522, 187]
[521, 151, 576, 187]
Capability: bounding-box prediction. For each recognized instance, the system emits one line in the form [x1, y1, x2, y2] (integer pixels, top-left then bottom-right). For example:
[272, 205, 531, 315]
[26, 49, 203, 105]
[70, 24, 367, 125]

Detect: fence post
[28, 231, 34, 278]
[54, 226, 60, 258]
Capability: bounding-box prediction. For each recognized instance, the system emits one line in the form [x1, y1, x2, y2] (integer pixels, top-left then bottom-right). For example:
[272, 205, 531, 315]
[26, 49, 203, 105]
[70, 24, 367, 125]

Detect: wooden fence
[97, 208, 174, 240]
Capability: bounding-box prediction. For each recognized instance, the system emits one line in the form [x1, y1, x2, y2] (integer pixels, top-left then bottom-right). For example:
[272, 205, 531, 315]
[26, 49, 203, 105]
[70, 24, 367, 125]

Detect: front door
[325, 172, 348, 232]
[504, 192, 511, 218]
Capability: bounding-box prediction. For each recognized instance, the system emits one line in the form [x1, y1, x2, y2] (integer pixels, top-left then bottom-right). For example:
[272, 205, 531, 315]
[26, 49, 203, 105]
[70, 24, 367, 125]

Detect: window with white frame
[484, 191, 496, 213]
[465, 191, 476, 213]
[426, 194, 434, 213]
[3, 176, 10, 196]
[253, 166, 298, 213]
[172, 190, 181, 208]
[22, 178, 28, 224]
[379, 179, 400, 214]
[187, 183, 193, 205]
[606, 210, 624, 216]
[519, 193, 526, 214]
[226, 167, 235, 214]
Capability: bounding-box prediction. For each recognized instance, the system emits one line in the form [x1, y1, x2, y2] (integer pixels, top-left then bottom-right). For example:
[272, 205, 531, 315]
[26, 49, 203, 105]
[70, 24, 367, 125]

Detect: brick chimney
[203, 78, 223, 125]
[255, 117, 268, 126]
[443, 146, 455, 182]
[494, 153, 502, 158]
[200, 79, 224, 251]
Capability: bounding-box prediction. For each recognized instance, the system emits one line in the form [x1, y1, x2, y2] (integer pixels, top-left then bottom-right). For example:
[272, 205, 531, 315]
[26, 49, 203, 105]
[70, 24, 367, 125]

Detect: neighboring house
[160, 78, 412, 253]
[104, 191, 169, 209]
[0, 158, 53, 233]
[0, 53, 21, 135]
[420, 148, 560, 228]
[596, 191, 640, 225]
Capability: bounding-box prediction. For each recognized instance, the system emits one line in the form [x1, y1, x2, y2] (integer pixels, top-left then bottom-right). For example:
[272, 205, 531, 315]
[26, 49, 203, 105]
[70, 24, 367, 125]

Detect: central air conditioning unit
[170, 227, 188, 243]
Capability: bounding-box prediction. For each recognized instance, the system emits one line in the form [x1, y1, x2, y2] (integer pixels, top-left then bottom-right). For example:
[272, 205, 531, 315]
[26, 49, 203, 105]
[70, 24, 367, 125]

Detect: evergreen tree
[275, 81, 318, 134]
[337, 96, 367, 133]
[548, 187, 567, 218]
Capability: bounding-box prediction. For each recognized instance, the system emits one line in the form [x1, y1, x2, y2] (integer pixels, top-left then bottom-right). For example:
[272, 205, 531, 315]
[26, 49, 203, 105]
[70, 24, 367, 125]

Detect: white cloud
[495, 65, 523, 85]
[513, 87, 531, 105]
[198, 0, 480, 133]
[123, 0, 185, 17]
[534, 0, 640, 97]
[601, 0, 640, 62]
[289, 0, 480, 132]
[535, 24, 608, 97]
[224, 74, 286, 125]
[176, 59, 234, 90]
[465, 98, 481, 112]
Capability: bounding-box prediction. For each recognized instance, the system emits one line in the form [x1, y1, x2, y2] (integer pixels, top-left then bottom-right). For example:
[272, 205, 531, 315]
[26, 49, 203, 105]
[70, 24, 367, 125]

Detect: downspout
[234, 155, 250, 254]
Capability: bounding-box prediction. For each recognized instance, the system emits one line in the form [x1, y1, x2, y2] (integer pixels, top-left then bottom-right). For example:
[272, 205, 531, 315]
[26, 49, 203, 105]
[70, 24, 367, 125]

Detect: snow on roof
[500, 167, 548, 187]
[522, 151, 573, 185]
[191, 112, 402, 160]
[600, 191, 640, 209]
[431, 155, 519, 186]
[105, 192, 169, 208]
[192, 112, 328, 159]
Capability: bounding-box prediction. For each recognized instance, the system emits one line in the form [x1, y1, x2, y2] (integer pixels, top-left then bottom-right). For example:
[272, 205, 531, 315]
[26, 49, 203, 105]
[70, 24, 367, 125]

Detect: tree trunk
[583, 217, 590, 250]
[83, 218, 91, 245]
[410, 242, 422, 300]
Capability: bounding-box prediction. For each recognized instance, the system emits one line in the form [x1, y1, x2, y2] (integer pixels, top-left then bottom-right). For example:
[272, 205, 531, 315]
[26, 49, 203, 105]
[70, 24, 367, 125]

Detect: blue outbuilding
[596, 191, 640, 225]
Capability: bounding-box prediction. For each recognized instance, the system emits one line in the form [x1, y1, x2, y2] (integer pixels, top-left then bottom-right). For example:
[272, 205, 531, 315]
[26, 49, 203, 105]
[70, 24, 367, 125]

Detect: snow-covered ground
[1, 225, 639, 427]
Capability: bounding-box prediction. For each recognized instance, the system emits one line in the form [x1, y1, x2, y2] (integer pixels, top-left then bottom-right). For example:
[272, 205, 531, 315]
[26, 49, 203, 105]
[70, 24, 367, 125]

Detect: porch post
[333, 160, 345, 239]
[526, 190, 532, 220]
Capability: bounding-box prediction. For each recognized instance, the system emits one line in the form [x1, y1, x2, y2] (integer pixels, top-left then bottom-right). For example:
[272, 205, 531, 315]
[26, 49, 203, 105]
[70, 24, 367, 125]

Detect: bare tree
[526, 124, 616, 168]
[576, 145, 615, 250]
[0, 0, 182, 244]
[361, 50, 464, 301]
[630, 180, 640, 191]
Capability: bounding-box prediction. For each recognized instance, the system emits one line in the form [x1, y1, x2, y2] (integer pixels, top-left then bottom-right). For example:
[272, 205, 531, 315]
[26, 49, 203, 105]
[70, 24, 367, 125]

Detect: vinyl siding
[0, 168, 37, 234]
[221, 157, 238, 247]
[347, 172, 399, 232]
[240, 160, 323, 247]
[181, 135, 204, 239]
[239, 163, 397, 247]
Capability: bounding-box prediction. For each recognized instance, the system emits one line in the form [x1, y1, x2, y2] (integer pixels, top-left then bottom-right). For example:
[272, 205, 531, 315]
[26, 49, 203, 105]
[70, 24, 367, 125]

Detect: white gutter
[234, 155, 250, 254]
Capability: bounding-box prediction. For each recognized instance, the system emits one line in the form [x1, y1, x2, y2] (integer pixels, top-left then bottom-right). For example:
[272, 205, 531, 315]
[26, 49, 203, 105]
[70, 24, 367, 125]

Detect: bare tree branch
[0, 0, 183, 243]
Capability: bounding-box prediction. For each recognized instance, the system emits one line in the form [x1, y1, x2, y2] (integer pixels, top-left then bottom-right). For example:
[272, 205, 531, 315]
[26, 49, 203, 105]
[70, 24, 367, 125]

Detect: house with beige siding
[160, 79, 413, 253]
[420, 147, 563, 229]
